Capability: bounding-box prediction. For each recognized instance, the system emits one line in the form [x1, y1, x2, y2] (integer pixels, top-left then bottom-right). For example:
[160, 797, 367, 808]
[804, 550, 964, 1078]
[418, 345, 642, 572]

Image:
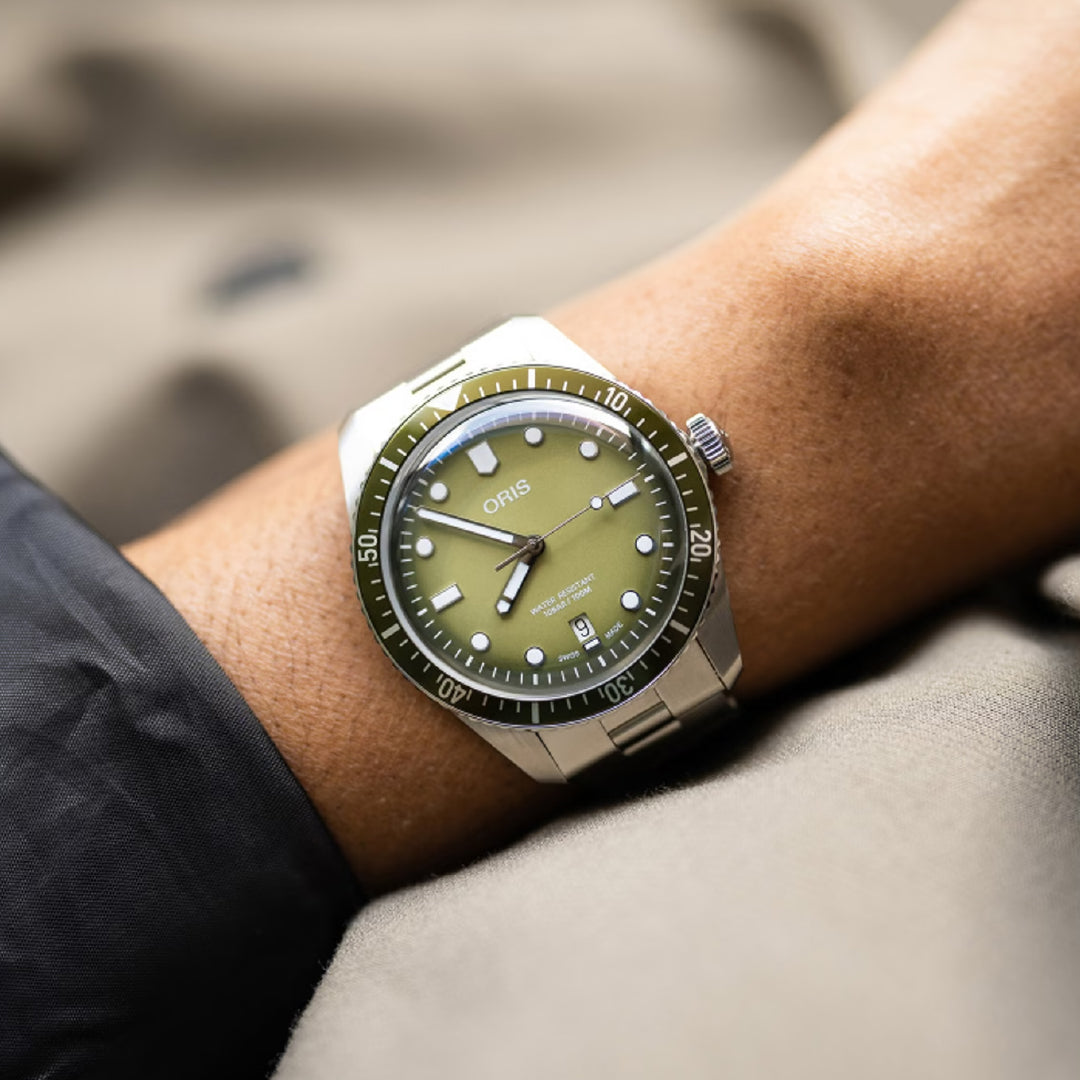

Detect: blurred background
[0, 0, 948, 545]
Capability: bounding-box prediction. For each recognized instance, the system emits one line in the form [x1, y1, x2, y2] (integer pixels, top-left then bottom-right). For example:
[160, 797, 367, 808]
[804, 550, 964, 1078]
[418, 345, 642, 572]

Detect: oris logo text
[483, 479, 530, 514]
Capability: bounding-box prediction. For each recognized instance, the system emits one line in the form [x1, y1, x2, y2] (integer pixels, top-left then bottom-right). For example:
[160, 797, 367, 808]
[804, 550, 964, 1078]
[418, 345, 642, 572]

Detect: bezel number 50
[357, 532, 379, 563]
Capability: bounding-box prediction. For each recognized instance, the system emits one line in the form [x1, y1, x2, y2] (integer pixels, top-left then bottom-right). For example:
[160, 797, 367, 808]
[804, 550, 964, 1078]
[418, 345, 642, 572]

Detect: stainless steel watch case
[340, 317, 741, 781]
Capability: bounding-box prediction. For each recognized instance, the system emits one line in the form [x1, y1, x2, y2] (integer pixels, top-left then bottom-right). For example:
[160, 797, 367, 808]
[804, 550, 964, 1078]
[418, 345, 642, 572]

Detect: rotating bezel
[351, 364, 718, 729]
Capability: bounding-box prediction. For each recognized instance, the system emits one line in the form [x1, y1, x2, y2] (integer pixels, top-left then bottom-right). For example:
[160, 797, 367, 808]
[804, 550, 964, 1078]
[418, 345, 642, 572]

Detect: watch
[339, 317, 741, 782]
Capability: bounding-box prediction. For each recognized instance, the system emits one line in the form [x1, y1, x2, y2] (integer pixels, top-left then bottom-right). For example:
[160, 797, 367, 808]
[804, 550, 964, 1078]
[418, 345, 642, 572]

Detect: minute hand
[416, 507, 529, 548]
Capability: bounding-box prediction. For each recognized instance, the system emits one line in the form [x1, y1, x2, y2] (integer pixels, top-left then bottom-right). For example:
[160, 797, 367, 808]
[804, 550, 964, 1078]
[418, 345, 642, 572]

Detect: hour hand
[416, 507, 528, 548]
[495, 549, 537, 616]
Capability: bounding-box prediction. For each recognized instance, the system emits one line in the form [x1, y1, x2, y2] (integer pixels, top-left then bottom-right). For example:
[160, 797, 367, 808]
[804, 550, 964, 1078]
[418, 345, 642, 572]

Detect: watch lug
[339, 317, 614, 528]
[457, 714, 568, 784]
[696, 560, 742, 690]
[338, 382, 414, 524]
[654, 637, 729, 714]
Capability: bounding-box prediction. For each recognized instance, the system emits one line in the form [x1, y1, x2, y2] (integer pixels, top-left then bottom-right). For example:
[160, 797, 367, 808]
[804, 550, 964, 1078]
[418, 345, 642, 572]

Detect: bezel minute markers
[351, 364, 718, 729]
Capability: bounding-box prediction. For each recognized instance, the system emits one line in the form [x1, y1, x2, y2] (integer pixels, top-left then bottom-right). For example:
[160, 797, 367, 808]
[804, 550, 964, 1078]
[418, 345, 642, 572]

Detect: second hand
[493, 475, 637, 572]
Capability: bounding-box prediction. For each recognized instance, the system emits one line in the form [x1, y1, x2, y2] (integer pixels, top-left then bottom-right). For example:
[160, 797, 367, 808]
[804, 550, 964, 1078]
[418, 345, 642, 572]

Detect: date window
[569, 613, 602, 653]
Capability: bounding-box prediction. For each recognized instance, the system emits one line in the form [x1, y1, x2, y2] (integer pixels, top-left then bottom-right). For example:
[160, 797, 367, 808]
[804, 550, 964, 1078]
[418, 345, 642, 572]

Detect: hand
[415, 505, 543, 614]
[493, 475, 638, 572]
[495, 545, 540, 615]
[416, 507, 530, 549]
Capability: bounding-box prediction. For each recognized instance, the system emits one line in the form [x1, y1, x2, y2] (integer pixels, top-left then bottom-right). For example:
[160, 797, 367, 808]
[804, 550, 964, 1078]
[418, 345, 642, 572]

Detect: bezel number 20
[689, 528, 712, 561]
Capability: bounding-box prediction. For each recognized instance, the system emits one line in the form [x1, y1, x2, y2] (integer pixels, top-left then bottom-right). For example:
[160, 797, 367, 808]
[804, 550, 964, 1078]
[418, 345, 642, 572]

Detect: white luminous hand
[495, 548, 538, 616]
[417, 507, 529, 548]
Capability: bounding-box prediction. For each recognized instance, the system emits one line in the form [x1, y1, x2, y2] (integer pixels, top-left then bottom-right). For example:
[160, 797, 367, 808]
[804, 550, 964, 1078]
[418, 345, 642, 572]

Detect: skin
[125, 0, 1080, 894]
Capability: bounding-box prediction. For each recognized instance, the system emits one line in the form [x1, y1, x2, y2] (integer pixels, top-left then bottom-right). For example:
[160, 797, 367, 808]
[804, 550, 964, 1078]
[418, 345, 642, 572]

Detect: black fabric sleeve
[0, 451, 364, 1080]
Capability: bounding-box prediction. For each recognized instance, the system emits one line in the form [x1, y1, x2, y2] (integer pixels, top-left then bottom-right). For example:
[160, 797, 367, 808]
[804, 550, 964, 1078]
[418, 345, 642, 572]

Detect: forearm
[559, 0, 1080, 693]
[126, 0, 1080, 892]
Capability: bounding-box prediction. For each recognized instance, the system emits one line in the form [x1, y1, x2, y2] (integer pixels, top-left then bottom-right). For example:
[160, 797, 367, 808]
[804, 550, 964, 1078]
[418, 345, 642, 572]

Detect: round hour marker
[589, 496, 604, 511]
[429, 481, 449, 503]
[579, 439, 599, 460]
[525, 646, 546, 667]
[620, 590, 642, 612]
[635, 534, 655, 555]
[415, 536, 435, 558]
[524, 426, 544, 446]
[470, 632, 491, 653]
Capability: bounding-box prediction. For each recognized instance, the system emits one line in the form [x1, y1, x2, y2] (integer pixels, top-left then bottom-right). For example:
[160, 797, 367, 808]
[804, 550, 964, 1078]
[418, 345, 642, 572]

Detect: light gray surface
[277, 595, 1080, 1079]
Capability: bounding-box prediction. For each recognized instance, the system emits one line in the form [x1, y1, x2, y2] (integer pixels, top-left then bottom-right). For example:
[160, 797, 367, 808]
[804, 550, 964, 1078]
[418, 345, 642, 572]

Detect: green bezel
[351, 364, 718, 729]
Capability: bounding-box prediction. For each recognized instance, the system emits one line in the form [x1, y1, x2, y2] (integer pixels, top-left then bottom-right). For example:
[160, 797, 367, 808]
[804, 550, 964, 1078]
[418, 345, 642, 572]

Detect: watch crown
[685, 413, 733, 475]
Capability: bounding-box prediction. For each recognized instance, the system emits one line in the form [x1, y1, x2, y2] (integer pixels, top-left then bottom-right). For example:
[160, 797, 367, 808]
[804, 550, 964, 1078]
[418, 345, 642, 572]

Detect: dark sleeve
[0, 451, 364, 1080]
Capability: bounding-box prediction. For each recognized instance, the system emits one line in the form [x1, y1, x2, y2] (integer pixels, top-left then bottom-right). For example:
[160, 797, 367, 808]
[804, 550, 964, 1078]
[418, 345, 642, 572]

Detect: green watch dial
[387, 395, 683, 698]
[353, 365, 717, 728]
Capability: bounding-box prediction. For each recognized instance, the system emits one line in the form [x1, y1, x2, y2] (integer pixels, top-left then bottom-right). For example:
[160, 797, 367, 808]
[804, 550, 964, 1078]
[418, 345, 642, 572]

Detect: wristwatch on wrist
[339, 317, 741, 783]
